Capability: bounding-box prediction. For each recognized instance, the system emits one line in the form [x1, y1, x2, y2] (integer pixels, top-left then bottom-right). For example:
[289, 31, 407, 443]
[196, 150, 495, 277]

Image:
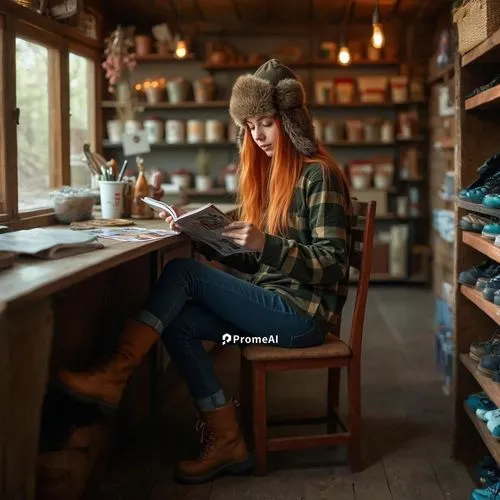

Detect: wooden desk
[0, 204, 237, 500]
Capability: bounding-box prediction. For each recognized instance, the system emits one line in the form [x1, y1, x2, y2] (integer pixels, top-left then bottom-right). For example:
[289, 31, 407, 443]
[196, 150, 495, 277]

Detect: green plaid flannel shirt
[218, 162, 351, 335]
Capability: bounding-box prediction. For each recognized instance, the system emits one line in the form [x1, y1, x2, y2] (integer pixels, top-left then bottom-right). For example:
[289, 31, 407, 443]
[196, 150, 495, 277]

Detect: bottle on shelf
[131, 156, 154, 219]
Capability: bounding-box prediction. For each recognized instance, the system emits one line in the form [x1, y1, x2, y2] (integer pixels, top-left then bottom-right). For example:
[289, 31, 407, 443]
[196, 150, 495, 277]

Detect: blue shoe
[484, 274, 500, 302]
[472, 480, 500, 499]
[459, 261, 500, 288]
[485, 194, 500, 209]
[488, 416, 500, 439]
[467, 392, 493, 411]
[483, 223, 500, 240]
[460, 171, 500, 203]
[459, 153, 500, 199]
[478, 403, 499, 421]
[484, 409, 500, 422]
[461, 214, 497, 233]
[480, 351, 500, 377]
[470, 332, 500, 361]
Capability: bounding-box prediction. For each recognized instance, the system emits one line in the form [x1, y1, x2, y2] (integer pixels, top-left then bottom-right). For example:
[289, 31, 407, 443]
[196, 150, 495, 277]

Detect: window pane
[70, 52, 95, 188]
[16, 37, 51, 212]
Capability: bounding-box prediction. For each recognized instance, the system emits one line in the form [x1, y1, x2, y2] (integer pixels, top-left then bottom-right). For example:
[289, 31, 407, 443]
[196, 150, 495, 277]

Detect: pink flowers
[102, 26, 137, 94]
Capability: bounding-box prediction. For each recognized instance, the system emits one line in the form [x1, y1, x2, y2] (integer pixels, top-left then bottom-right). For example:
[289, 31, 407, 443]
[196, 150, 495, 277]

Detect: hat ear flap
[274, 79, 306, 110]
[236, 125, 245, 153]
[281, 107, 318, 156]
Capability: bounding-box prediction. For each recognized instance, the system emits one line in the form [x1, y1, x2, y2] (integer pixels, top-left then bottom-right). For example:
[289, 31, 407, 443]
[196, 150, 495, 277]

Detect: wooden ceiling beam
[192, 0, 207, 21]
[390, 0, 403, 18]
[308, 0, 314, 23]
[231, 0, 243, 21]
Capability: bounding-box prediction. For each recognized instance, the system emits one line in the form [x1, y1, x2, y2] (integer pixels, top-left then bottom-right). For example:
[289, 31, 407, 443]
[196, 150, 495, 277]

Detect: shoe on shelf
[482, 408, 500, 422]
[484, 274, 500, 302]
[460, 171, 500, 204]
[484, 194, 500, 209]
[467, 392, 493, 411]
[479, 349, 500, 378]
[494, 290, 500, 306]
[476, 456, 500, 487]
[458, 260, 499, 288]
[471, 479, 500, 499]
[470, 331, 500, 361]
[461, 214, 497, 233]
[487, 415, 500, 439]
[466, 75, 500, 99]
[459, 154, 500, 200]
[483, 223, 500, 240]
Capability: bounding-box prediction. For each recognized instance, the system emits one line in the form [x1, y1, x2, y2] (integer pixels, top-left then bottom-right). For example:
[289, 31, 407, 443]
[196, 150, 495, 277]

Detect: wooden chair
[238, 200, 376, 475]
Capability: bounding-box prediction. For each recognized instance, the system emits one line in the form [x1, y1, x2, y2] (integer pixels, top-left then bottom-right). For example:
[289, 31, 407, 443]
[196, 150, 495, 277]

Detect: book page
[141, 197, 178, 220]
[174, 204, 247, 256]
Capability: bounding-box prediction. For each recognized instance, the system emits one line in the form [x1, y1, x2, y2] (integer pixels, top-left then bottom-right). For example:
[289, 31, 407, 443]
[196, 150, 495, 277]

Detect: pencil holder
[99, 181, 125, 219]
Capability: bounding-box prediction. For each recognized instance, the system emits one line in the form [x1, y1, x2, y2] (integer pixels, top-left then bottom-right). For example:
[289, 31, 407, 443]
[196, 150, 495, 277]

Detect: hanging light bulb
[175, 39, 188, 59]
[338, 42, 351, 66]
[371, 0, 385, 49]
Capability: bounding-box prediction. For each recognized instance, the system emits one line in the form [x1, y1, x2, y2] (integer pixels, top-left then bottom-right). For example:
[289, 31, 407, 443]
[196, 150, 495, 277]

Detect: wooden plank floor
[87, 288, 475, 499]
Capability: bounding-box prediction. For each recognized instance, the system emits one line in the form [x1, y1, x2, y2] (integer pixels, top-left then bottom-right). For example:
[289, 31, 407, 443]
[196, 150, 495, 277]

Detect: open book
[0, 228, 104, 259]
[141, 197, 247, 256]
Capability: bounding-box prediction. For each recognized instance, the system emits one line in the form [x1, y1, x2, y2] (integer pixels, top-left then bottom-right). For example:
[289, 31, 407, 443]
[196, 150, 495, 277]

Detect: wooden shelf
[462, 27, 500, 67]
[463, 402, 500, 465]
[135, 54, 197, 63]
[427, 64, 455, 84]
[463, 232, 500, 263]
[350, 273, 428, 284]
[102, 141, 236, 149]
[101, 100, 229, 110]
[461, 354, 500, 408]
[101, 100, 422, 111]
[457, 199, 500, 218]
[324, 141, 395, 147]
[460, 285, 500, 325]
[465, 85, 500, 111]
[102, 141, 398, 149]
[396, 136, 425, 143]
[202, 60, 400, 71]
[180, 188, 230, 196]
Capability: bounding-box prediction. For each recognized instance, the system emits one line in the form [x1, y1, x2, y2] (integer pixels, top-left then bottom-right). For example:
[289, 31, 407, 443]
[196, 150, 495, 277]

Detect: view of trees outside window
[16, 37, 51, 212]
[16, 40, 94, 212]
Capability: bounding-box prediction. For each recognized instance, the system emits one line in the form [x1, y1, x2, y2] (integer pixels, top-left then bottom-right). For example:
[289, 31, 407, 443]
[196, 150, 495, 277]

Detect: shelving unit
[101, 45, 430, 284]
[453, 25, 500, 468]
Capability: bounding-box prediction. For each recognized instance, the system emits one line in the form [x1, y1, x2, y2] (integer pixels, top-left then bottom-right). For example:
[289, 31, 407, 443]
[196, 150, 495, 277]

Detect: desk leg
[0, 298, 53, 500]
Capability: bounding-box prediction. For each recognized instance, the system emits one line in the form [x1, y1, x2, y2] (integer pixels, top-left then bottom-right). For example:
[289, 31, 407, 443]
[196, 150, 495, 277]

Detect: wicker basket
[453, 0, 500, 54]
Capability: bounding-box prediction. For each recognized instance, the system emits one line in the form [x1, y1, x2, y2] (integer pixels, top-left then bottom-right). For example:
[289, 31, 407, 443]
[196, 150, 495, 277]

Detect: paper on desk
[86, 227, 178, 242]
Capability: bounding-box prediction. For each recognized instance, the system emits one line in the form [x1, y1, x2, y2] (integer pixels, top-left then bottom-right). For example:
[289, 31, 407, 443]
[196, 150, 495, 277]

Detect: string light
[175, 39, 188, 59]
[371, 0, 385, 49]
[338, 34, 351, 66]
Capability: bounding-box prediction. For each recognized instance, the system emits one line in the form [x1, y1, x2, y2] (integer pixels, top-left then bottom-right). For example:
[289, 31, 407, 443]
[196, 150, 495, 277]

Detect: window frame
[0, 2, 101, 227]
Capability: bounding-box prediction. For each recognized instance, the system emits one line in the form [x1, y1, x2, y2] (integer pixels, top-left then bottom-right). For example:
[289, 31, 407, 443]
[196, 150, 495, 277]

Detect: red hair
[236, 117, 349, 235]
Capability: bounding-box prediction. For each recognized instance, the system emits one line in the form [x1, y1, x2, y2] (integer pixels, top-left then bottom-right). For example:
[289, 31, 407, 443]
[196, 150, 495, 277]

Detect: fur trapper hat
[229, 59, 318, 156]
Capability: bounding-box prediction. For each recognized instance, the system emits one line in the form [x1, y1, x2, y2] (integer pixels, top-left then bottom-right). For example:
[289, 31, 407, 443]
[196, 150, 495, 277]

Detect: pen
[118, 160, 128, 181]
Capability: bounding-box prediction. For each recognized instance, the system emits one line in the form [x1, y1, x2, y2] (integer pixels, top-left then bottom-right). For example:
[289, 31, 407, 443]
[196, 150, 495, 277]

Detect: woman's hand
[222, 221, 266, 252]
[160, 207, 186, 231]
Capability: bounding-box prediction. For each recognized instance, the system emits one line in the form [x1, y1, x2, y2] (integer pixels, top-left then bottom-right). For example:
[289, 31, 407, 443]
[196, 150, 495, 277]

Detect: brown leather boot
[175, 400, 254, 484]
[57, 319, 158, 412]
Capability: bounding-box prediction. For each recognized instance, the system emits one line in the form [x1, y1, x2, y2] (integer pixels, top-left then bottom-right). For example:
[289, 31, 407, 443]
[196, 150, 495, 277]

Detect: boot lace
[195, 418, 216, 459]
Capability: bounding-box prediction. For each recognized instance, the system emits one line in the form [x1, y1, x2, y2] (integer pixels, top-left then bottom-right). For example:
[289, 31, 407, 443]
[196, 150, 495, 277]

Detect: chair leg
[347, 361, 362, 472]
[239, 354, 252, 442]
[252, 362, 268, 476]
[327, 367, 340, 433]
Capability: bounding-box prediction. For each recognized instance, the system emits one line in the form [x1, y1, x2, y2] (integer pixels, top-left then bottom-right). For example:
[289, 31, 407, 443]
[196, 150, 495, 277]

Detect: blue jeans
[135, 257, 324, 400]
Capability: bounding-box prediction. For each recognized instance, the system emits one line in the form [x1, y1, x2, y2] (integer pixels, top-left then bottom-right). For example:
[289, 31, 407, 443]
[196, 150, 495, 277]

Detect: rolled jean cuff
[135, 309, 164, 334]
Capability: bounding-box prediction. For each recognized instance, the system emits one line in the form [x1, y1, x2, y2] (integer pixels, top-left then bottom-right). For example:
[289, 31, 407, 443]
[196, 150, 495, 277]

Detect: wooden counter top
[0, 203, 238, 307]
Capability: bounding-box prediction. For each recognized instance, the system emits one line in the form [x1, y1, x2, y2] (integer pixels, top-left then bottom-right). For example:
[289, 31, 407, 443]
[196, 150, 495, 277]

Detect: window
[69, 52, 96, 187]
[16, 37, 52, 212]
[0, 4, 100, 224]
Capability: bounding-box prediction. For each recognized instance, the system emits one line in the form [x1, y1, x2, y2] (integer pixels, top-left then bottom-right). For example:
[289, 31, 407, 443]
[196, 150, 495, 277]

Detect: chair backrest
[347, 200, 376, 356]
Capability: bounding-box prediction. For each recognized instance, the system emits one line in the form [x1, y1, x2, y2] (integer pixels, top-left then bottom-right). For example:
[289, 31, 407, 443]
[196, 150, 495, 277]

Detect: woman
[58, 59, 352, 484]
